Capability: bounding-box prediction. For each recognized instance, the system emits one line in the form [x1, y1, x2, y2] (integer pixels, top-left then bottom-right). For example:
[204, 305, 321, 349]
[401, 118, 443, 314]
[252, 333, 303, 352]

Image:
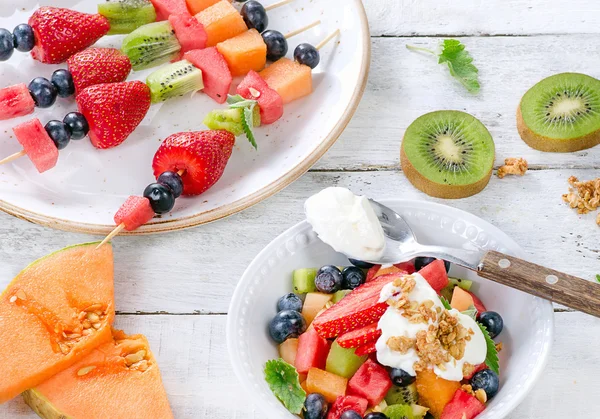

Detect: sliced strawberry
[337, 323, 382, 349]
[365, 265, 381, 282]
[114, 196, 155, 231]
[313, 273, 399, 339]
[77, 81, 151, 149]
[29, 7, 110, 64]
[152, 130, 234, 196]
[355, 342, 377, 357]
[67, 48, 132, 94]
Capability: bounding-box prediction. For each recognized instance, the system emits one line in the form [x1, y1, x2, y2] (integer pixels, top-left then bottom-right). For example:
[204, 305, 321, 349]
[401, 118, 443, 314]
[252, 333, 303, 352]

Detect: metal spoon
[365, 199, 600, 318]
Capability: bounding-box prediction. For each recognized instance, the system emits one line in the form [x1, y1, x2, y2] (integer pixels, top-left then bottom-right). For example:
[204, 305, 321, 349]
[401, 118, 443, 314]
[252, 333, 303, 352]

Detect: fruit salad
[265, 259, 503, 419]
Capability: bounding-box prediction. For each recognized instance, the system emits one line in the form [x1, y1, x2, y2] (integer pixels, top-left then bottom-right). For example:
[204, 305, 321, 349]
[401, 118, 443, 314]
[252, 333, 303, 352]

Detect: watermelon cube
[186, 0, 226, 18]
[440, 390, 486, 419]
[217, 29, 266, 76]
[184, 47, 232, 103]
[418, 259, 449, 292]
[327, 395, 368, 419]
[237, 70, 284, 125]
[347, 359, 393, 407]
[114, 196, 155, 231]
[259, 58, 312, 104]
[12, 119, 58, 173]
[195, 0, 247, 47]
[150, 0, 190, 21]
[295, 328, 331, 374]
[0, 84, 36, 120]
[169, 14, 207, 55]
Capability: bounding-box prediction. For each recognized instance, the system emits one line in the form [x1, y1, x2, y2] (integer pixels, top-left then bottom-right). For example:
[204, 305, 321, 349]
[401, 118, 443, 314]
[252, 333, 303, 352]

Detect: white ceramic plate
[227, 199, 554, 418]
[0, 0, 370, 234]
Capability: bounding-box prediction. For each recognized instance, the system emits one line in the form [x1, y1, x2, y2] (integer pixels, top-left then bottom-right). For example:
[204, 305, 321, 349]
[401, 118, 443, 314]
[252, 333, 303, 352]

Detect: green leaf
[438, 39, 480, 93]
[477, 322, 500, 375]
[242, 106, 258, 149]
[596, 274, 600, 283]
[440, 296, 452, 310]
[461, 305, 478, 321]
[226, 94, 246, 105]
[264, 359, 306, 414]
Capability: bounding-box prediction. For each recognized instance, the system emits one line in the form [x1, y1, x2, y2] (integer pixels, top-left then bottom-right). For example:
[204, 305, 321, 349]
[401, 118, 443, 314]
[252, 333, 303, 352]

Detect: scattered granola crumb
[562, 177, 600, 227]
[597, 213, 600, 226]
[474, 388, 488, 404]
[497, 157, 528, 179]
[495, 342, 503, 352]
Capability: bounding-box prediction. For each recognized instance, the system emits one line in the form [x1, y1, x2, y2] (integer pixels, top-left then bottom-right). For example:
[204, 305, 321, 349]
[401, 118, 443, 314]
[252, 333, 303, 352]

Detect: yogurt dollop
[304, 187, 385, 261]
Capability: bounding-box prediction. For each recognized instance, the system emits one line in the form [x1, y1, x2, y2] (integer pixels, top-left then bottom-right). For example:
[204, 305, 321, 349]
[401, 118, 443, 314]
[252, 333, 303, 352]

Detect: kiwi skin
[400, 146, 493, 199]
[517, 105, 600, 152]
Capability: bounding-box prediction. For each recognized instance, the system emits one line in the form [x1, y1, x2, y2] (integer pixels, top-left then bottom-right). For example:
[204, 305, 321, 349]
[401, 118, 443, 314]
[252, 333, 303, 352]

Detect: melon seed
[249, 87, 261, 98]
[82, 329, 92, 336]
[9, 296, 17, 303]
[125, 350, 146, 365]
[87, 312, 100, 323]
[92, 323, 102, 329]
[16, 290, 26, 300]
[77, 366, 96, 376]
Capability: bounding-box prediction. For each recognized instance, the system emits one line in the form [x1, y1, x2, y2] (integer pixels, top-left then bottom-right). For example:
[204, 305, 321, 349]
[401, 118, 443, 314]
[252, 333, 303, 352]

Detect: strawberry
[354, 342, 377, 357]
[152, 130, 235, 196]
[67, 48, 132, 94]
[29, 7, 110, 64]
[337, 323, 382, 349]
[77, 81, 151, 149]
[365, 265, 381, 282]
[313, 273, 400, 339]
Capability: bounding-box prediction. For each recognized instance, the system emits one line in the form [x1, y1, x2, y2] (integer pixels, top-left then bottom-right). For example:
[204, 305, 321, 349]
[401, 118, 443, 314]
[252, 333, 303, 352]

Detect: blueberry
[241, 1, 268, 33]
[389, 368, 416, 387]
[63, 112, 89, 140]
[470, 369, 499, 399]
[28, 77, 57, 108]
[45, 120, 71, 150]
[348, 258, 375, 269]
[12, 24, 35, 52]
[294, 43, 320, 69]
[268, 309, 306, 344]
[157, 171, 184, 198]
[0, 28, 14, 61]
[342, 267, 366, 290]
[277, 293, 303, 312]
[340, 411, 362, 419]
[365, 413, 388, 419]
[304, 393, 328, 419]
[479, 311, 503, 339]
[262, 30, 287, 61]
[143, 183, 175, 214]
[414, 257, 450, 272]
[51, 69, 75, 98]
[315, 265, 343, 294]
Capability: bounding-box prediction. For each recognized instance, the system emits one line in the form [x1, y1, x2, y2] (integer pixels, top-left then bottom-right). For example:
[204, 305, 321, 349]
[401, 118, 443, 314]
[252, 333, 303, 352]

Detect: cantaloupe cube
[217, 29, 267, 76]
[306, 368, 348, 403]
[415, 369, 461, 418]
[279, 338, 299, 366]
[259, 58, 312, 104]
[374, 265, 405, 278]
[450, 287, 475, 312]
[196, 0, 247, 47]
[302, 292, 333, 325]
[186, 0, 228, 15]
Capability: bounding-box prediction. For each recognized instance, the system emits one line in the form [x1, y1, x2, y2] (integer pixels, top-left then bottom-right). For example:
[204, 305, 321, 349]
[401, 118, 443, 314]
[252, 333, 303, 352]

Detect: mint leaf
[477, 322, 499, 375]
[242, 106, 258, 149]
[264, 359, 306, 414]
[407, 39, 480, 93]
[226, 94, 245, 105]
[462, 305, 478, 321]
[596, 274, 600, 283]
[440, 296, 452, 310]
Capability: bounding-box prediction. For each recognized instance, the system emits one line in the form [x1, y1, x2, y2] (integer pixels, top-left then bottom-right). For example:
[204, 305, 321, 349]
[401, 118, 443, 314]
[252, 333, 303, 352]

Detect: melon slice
[184, 47, 232, 103]
[23, 329, 173, 419]
[0, 83, 36, 120]
[237, 70, 284, 124]
[195, 0, 247, 47]
[150, 0, 190, 20]
[169, 13, 207, 56]
[0, 243, 115, 403]
[217, 29, 267, 76]
[259, 58, 312, 104]
[186, 0, 227, 15]
[12, 118, 59, 173]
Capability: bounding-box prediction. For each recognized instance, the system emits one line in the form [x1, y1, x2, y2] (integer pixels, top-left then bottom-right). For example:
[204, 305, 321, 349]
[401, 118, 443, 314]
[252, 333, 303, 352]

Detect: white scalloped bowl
[227, 199, 554, 418]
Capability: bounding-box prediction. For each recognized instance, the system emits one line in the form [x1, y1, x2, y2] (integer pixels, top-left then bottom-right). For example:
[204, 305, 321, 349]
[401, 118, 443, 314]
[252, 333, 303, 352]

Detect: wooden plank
[1, 312, 599, 418]
[364, 0, 600, 36]
[313, 35, 600, 170]
[0, 169, 597, 314]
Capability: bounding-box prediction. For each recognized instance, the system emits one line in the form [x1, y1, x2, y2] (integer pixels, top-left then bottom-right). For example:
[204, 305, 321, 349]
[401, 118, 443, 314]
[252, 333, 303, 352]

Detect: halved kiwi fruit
[517, 73, 600, 152]
[400, 110, 495, 199]
[122, 21, 181, 70]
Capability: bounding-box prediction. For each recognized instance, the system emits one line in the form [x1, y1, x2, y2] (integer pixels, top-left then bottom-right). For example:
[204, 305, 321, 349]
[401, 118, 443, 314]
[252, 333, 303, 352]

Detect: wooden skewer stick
[316, 29, 341, 51]
[0, 150, 26, 166]
[265, 0, 295, 11]
[96, 223, 125, 250]
[284, 20, 321, 39]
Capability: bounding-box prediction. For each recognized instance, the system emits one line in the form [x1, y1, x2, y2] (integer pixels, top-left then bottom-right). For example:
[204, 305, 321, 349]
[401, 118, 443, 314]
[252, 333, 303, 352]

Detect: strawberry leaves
[477, 322, 500, 375]
[264, 359, 306, 414]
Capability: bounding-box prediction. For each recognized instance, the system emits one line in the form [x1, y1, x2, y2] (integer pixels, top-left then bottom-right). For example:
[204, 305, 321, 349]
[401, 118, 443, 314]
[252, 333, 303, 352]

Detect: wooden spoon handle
[478, 250, 600, 317]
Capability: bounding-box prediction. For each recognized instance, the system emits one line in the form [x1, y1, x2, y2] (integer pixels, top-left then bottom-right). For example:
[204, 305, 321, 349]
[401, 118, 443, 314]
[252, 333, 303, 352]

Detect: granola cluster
[497, 157, 528, 179]
[562, 176, 600, 226]
[462, 384, 488, 404]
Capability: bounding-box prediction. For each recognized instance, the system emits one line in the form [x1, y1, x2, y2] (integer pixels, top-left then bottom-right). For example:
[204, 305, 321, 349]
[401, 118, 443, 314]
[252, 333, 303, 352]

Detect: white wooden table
[2, 0, 600, 417]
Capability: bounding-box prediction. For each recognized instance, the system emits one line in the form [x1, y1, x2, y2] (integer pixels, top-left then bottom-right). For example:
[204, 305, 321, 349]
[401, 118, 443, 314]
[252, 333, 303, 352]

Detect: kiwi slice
[440, 277, 473, 302]
[146, 60, 204, 104]
[292, 268, 317, 294]
[385, 404, 415, 419]
[203, 107, 261, 136]
[122, 21, 181, 70]
[98, 0, 157, 35]
[401, 111, 495, 199]
[517, 73, 600, 152]
[385, 384, 418, 405]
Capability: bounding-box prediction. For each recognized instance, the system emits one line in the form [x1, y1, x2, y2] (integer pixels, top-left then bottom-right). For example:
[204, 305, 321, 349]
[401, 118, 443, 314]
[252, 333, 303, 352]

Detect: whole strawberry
[77, 81, 151, 149]
[29, 7, 110, 64]
[67, 48, 132, 94]
[152, 131, 235, 196]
